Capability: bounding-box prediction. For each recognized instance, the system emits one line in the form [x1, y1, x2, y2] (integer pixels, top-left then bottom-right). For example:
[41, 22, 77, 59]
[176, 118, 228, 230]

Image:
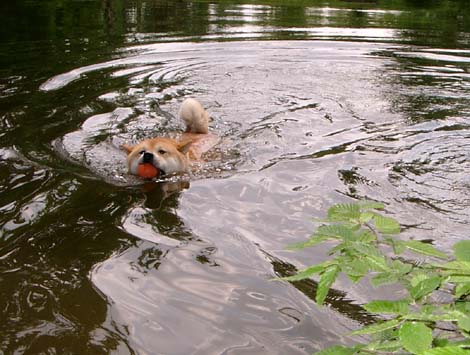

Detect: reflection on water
[1, 0, 470, 354]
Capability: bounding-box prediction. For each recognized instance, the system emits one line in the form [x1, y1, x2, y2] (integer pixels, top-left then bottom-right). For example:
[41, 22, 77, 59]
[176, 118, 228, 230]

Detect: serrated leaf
[350, 242, 381, 257]
[312, 345, 356, 355]
[391, 239, 407, 254]
[375, 327, 398, 342]
[349, 243, 390, 272]
[422, 347, 470, 355]
[372, 214, 400, 234]
[411, 273, 430, 287]
[327, 203, 360, 222]
[403, 311, 463, 322]
[359, 211, 375, 223]
[316, 265, 340, 305]
[366, 340, 401, 351]
[458, 315, 470, 332]
[438, 261, 470, 272]
[316, 225, 355, 239]
[287, 235, 329, 250]
[279, 263, 329, 282]
[357, 230, 376, 243]
[328, 241, 350, 255]
[358, 201, 385, 210]
[364, 300, 409, 315]
[392, 259, 413, 275]
[404, 240, 447, 259]
[365, 255, 390, 272]
[410, 276, 441, 301]
[421, 304, 439, 314]
[454, 241, 470, 262]
[433, 338, 449, 347]
[345, 274, 361, 283]
[371, 272, 399, 287]
[350, 319, 401, 335]
[452, 339, 470, 347]
[399, 321, 432, 354]
[344, 259, 370, 282]
[455, 284, 470, 298]
[448, 276, 470, 284]
[455, 301, 470, 313]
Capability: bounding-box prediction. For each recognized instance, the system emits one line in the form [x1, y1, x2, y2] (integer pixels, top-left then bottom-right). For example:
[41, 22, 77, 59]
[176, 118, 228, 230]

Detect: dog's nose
[143, 152, 153, 163]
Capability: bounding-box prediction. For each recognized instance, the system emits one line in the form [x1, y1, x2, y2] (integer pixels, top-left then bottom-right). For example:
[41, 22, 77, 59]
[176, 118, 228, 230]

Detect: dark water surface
[1, 1, 470, 354]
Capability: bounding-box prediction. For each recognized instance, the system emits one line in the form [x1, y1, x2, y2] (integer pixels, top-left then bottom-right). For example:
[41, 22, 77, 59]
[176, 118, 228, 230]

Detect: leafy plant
[281, 201, 470, 355]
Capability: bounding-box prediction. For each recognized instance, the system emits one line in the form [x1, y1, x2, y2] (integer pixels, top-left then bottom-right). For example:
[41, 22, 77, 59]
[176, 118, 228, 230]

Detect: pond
[1, 0, 470, 353]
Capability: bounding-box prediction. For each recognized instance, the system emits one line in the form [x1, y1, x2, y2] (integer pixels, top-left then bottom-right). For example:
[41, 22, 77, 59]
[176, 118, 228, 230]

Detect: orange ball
[137, 163, 159, 179]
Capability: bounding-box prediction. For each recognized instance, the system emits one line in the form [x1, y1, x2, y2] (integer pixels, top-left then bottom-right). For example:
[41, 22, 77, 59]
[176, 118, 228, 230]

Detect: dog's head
[122, 137, 192, 176]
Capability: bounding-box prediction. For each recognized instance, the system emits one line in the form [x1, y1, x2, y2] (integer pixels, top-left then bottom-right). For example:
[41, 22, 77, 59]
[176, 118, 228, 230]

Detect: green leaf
[375, 327, 399, 342]
[447, 276, 470, 284]
[399, 321, 433, 354]
[343, 259, 370, 282]
[455, 301, 470, 313]
[410, 276, 441, 301]
[316, 225, 355, 239]
[372, 214, 400, 234]
[312, 345, 356, 355]
[316, 265, 340, 305]
[391, 259, 413, 275]
[327, 203, 360, 222]
[328, 241, 351, 255]
[365, 340, 401, 351]
[349, 243, 390, 272]
[365, 255, 390, 272]
[438, 261, 470, 272]
[387, 238, 407, 254]
[457, 315, 470, 332]
[350, 319, 401, 335]
[411, 273, 430, 286]
[404, 240, 447, 259]
[364, 300, 409, 315]
[455, 284, 470, 298]
[287, 235, 330, 250]
[371, 272, 400, 287]
[403, 309, 463, 322]
[452, 339, 470, 347]
[454, 241, 470, 262]
[433, 338, 449, 348]
[359, 211, 375, 224]
[422, 347, 470, 355]
[279, 263, 329, 282]
[349, 242, 381, 257]
[358, 201, 385, 210]
[356, 230, 376, 243]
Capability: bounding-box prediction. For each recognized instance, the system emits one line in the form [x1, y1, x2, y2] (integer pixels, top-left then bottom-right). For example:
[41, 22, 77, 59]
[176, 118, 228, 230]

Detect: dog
[122, 98, 218, 177]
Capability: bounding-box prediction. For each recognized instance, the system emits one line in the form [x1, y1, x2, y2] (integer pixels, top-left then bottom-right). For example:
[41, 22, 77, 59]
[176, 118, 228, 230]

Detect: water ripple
[23, 37, 470, 353]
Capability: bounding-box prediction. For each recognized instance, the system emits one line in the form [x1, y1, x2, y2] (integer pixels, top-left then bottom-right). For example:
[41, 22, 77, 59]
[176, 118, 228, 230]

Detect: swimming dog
[122, 98, 218, 177]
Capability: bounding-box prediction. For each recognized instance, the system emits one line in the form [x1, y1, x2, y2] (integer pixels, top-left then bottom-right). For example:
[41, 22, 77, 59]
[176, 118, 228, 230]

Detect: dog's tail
[179, 98, 209, 134]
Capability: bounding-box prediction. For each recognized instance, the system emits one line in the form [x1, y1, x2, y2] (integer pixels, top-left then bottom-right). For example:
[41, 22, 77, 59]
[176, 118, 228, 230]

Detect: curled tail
[179, 98, 209, 134]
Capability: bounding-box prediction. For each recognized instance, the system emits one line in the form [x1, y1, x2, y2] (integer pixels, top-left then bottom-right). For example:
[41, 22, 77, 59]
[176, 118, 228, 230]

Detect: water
[1, 1, 470, 354]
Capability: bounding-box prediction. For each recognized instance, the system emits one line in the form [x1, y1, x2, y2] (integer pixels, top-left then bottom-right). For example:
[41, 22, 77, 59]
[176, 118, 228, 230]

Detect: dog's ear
[120, 144, 134, 154]
[177, 139, 192, 154]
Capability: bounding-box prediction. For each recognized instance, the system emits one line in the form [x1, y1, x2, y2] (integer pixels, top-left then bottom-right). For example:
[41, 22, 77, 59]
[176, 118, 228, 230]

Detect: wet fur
[122, 99, 217, 177]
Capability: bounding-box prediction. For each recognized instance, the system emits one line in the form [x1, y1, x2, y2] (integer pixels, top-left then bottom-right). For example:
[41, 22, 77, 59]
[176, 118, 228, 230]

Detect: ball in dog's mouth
[137, 163, 160, 179]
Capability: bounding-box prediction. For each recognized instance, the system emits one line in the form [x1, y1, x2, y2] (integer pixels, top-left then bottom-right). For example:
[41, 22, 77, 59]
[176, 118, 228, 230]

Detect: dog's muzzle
[143, 152, 153, 163]
[141, 152, 166, 176]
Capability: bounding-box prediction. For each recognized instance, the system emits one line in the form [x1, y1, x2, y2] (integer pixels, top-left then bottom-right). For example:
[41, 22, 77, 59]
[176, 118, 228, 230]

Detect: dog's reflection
[140, 180, 190, 209]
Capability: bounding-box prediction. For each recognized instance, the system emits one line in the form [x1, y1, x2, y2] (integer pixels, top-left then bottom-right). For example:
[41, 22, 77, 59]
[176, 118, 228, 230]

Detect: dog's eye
[158, 149, 166, 155]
